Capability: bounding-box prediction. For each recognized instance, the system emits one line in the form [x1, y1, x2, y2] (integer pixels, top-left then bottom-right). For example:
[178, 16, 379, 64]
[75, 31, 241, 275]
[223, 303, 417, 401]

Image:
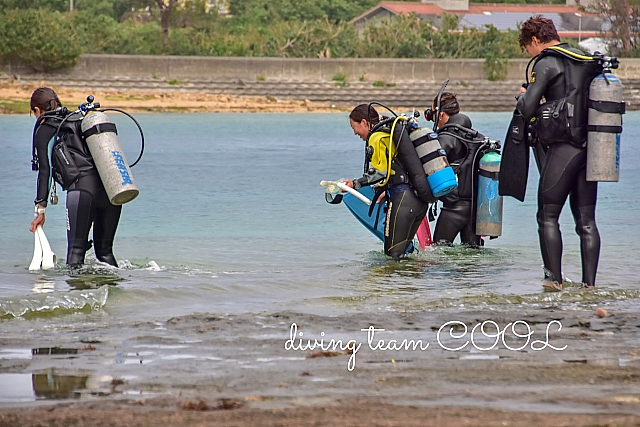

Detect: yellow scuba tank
[81, 111, 139, 205]
[409, 127, 457, 197]
[587, 72, 625, 182]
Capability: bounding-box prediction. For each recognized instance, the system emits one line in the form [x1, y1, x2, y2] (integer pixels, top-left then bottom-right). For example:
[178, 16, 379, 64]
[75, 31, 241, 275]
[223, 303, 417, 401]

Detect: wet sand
[1, 307, 640, 426]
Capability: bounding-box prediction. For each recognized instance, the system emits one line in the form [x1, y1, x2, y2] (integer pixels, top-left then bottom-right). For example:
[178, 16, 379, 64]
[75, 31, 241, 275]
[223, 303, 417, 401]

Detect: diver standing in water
[429, 92, 483, 247]
[340, 104, 434, 259]
[516, 16, 601, 290]
[29, 87, 122, 268]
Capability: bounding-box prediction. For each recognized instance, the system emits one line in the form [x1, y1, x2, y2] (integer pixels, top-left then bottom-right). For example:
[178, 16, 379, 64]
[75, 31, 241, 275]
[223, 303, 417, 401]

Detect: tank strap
[419, 149, 446, 165]
[543, 46, 594, 62]
[587, 125, 623, 134]
[83, 122, 118, 139]
[479, 169, 500, 180]
[588, 99, 626, 114]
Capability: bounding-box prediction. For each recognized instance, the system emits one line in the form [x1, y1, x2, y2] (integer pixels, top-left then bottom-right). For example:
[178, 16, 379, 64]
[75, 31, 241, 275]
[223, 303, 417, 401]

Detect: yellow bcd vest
[367, 130, 397, 176]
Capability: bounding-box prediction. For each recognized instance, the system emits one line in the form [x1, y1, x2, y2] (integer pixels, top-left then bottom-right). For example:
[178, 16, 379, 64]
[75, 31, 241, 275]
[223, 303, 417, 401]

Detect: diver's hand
[30, 213, 45, 233]
[339, 179, 354, 193]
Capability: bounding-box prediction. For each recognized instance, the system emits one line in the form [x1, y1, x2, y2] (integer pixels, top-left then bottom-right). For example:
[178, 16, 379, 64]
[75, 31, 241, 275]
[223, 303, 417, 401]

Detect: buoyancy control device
[535, 46, 624, 181]
[436, 123, 503, 236]
[366, 110, 457, 199]
[32, 95, 145, 206]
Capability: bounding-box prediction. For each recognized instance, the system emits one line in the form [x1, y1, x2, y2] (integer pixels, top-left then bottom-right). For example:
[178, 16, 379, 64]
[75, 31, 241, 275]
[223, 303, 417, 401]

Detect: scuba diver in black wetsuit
[429, 92, 483, 247]
[340, 104, 435, 259]
[29, 87, 121, 268]
[516, 15, 600, 290]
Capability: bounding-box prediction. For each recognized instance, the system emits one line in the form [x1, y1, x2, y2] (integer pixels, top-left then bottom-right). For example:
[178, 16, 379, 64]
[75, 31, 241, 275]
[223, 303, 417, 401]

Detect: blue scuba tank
[475, 151, 503, 237]
[409, 128, 458, 197]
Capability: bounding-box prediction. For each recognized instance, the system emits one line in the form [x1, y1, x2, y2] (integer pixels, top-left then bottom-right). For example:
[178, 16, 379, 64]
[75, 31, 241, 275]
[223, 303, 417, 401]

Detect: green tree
[0, 8, 81, 71]
[581, 0, 640, 56]
[228, 0, 382, 25]
[0, 0, 69, 12]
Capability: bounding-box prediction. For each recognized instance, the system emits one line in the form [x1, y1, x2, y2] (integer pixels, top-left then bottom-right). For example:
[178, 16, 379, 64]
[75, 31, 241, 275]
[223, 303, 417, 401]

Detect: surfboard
[342, 187, 428, 253]
[342, 186, 386, 242]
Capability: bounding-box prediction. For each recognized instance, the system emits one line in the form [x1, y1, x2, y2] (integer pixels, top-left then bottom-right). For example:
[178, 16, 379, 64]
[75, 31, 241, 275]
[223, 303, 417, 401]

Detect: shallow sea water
[1, 110, 639, 405]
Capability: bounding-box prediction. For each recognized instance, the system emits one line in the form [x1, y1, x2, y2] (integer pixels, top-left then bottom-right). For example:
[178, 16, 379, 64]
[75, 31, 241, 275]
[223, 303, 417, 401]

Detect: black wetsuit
[355, 122, 432, 259]
[516, 43, 600, 286]
[433, 113, 483, 247]
[33, 114, 121, 267]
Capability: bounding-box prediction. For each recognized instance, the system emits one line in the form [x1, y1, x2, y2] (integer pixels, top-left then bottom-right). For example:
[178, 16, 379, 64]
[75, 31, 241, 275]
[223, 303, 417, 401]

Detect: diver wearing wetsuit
[516, 16, 600, 289]
[345, 104, 434, 259]
[431, 93, 483, 247]
[30, 87, 121, 268]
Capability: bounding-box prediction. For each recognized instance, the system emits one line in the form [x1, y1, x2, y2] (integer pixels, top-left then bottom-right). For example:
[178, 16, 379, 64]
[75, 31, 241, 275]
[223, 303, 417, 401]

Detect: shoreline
[1, 307, 640, 426]
[0, 81, 348, 114]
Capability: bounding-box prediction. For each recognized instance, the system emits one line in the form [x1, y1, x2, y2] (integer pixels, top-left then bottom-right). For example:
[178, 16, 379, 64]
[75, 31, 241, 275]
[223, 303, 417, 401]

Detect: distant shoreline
[0, 82, 347, 115]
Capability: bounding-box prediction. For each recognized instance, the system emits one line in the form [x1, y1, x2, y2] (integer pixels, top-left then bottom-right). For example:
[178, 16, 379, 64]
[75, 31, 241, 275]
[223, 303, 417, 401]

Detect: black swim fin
[498, 109, 529, 202]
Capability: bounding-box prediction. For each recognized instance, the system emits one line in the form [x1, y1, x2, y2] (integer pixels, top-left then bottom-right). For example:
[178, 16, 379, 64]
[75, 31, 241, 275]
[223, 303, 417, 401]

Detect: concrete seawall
[4, 54, 640, 82]
[3, 55, 640, 111]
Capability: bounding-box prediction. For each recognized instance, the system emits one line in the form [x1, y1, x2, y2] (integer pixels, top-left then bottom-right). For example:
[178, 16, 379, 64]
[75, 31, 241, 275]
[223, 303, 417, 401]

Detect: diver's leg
[385, 190, 427, 259]
[537, 203, 564, 284]
[536, 143, 577, 286]
[93, 201, 122, 268]
[432, 206, 460, 244]
[460, 223, 483, 248]
[65, 189, 95, 267]
[455, 201, 482, 247]
[569, 169, 600, 287]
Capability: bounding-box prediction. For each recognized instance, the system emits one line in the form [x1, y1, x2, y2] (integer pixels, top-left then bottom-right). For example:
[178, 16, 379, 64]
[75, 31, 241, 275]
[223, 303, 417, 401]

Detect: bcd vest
[38, 113, 96, 189]
[436, 123, 491, 200]
[533, 45, 606, 147]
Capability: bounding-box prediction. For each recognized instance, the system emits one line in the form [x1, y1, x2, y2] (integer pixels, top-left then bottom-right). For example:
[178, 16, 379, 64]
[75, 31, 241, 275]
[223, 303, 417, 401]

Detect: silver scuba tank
[81, 111, 139, 205]
[586, 73, 625, 182]
[409, 127, 458, 197]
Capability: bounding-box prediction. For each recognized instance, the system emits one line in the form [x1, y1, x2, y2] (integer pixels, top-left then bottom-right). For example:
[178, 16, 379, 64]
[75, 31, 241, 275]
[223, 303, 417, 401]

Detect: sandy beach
[1, 306, 640, 426]
[0, 80, 343, 114]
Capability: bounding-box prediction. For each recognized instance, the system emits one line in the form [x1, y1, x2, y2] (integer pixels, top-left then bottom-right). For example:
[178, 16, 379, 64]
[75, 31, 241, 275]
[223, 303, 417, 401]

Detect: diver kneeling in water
[429, 92, 483, 247]
[340, 104, 435, 259]
[29, 87, 122, 268]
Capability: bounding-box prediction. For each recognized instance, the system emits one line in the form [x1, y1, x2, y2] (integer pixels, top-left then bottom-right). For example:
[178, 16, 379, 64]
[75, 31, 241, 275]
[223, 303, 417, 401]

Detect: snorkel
[431, 79, 450, 132]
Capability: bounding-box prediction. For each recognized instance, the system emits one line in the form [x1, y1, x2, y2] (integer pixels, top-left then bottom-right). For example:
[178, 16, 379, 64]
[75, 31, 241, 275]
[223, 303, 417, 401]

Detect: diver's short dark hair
[519, 15, 560, 48]
[433, 92, 460, 116]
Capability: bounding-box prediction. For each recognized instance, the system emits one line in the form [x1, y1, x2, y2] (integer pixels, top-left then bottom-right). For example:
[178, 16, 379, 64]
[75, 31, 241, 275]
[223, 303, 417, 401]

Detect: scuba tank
[81, 111, 139, 205]
[586, 72, 625, 182]
[409, 127, 458, 197]
[475, 150, 503, 237]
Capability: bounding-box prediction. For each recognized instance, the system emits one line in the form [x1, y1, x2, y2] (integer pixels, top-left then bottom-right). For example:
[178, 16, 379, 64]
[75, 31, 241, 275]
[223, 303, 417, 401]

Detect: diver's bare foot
[542, 280, 563, 292]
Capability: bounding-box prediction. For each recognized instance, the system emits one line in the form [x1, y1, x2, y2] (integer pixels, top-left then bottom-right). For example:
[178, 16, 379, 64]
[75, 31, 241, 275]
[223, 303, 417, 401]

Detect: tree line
[0, 0, 635, 76]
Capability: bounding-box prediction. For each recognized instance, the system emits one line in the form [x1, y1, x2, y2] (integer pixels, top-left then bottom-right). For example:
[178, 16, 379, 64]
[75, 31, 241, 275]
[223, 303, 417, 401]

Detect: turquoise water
[1, 111, 639, 323]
